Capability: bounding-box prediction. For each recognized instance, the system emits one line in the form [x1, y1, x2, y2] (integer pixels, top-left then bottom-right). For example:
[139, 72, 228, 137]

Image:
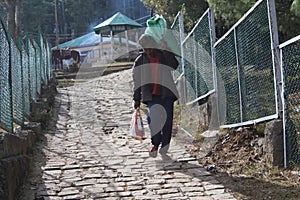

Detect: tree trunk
[15, 0, 22, 39]
[4, 0, 16, 37]
[55, 0, 59, 47]
[3, 0, 22, 40]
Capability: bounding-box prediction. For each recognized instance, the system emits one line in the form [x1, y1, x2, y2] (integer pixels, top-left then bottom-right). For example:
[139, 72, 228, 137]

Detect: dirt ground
[186, 127, 300, 200]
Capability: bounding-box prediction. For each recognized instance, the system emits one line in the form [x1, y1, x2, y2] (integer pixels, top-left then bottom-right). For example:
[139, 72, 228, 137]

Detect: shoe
[149, 146, 158, 158]
[160, 153, 172, 161]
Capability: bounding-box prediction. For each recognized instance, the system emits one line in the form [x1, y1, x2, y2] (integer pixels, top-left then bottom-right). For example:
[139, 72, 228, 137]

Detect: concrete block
[264, 119, 284, 167]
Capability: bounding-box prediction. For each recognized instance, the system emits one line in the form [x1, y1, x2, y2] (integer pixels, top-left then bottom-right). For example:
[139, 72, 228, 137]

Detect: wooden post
[99, 33, 103, 56]
[110, 30, 114, 60]
[125, 30, 129, 54]
[54, 0, 59, 48]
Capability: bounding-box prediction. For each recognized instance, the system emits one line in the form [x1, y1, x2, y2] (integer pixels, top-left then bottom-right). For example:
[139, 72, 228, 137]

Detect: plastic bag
[144, 14, 180, 56]
[130, 108, 146, 140]
[144, 14, 167, 43]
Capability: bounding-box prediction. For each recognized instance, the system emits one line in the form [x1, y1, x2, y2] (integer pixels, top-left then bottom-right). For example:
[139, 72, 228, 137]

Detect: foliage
[1, 0, 299, 46]
[206, 0, 256, 38]
[1, 0, 148, 46]
[63, 0, 113, 36]
[21, 0, 54, 41]
[276, 0, 300, 42]
[140, 0, 209, 32]
[21, 0, 113, 45]
[291, 0, 300, 16]
[0, 0, 22, 40]
[207, 0, 300, 42]
[141, 0, 300, 42]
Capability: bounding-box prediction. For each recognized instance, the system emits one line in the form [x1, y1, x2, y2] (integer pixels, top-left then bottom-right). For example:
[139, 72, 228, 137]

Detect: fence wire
[28, 39, 38, 102]
[281, 36, 300, 167]
[33, 40, 42, 95]
[215, 0, 277, 126]
[171, 12, 184, 78]
[0, 18, 51, 133]
[46, 42, 52, 80]
[21, 41, 31, 117]
[215, 32, 241, 124]
[182, 9, 215, 104]
[0, 22, 13, 132]
[10, 34, 24, 125]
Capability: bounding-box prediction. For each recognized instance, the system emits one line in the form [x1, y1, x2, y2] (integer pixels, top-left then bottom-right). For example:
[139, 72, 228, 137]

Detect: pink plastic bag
[130, 109, 146, 140]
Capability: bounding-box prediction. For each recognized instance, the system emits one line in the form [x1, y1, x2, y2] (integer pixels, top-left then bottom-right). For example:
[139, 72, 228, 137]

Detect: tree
[1, 0, 149, 46]
[64, 0, 113, 36]
[140, 0, 209, 32]
[291, 0, 300, 16]
[21, 0, 114, 45]
[274, 0, 300, 41]
[21, 0, 55, 43]
[141, 0, 300, 42]
[0, 0, 22, 40]
[207, 0, 300, 41]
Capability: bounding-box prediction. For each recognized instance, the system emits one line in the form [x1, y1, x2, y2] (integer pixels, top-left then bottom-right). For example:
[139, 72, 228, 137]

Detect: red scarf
[147, 51, 161, 95]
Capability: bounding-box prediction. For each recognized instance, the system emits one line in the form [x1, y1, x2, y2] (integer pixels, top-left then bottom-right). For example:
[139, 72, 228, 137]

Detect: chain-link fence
[171, 12, 184, 79]
[182, 8, 215, 104]
[215, 0, 278, 127]
[170, 0, 299, 168]
[280, 35, 300, 168]
[9, 31, 24, 125]
[20, 40, 31, 117]
[0, 21, 13, 132]
[0, 19, 52, 133]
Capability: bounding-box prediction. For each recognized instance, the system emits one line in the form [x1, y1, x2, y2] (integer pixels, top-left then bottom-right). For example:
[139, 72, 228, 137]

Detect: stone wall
[0, 79, 57, 200]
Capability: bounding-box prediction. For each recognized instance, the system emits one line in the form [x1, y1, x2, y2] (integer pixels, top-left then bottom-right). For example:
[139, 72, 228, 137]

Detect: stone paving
[22, 69, 236, 200]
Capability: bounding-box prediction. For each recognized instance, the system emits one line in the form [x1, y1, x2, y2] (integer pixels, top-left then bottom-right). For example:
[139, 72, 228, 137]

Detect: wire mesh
[281, 38, 300, 167]
[33, 40, 42, 95]
[39, 37, 46, 84]
[193, 11, 213, 97]
[21, 41, 31, 117]
[46, 42, 52, 80]
[0, 18, 52, 133]
[183, 36, 197, 102]
[171, 12, 183, 77]
[0, 23, 13, 132]
[215, 0, 277, 126]
[215, 32, 241, 124]
[9, 35, 24, 125]
[182, 9, 214, 103]
[236, 0, 276, 122]
[28, 39, 38, 102]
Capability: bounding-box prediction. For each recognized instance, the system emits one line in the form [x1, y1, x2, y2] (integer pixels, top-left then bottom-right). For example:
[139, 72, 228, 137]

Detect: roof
[53, 31, 138, 49]
[54, 32, 100, 49]
[93, 12, 142, 35]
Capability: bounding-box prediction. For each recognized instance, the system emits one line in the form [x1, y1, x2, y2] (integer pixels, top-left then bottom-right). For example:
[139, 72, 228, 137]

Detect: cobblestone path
[20, 69, 236, 200]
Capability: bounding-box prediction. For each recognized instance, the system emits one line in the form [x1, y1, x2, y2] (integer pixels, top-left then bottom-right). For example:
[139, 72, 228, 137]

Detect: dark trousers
[147, 96, 174, 154]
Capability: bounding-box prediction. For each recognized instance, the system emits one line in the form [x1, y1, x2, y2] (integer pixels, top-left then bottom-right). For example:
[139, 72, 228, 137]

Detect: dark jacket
[132, 50, 179, 103]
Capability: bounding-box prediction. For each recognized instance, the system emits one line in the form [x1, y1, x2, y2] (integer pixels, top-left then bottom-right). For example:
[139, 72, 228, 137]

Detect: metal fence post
[7, 30, 14, 133]
[267, 0, 282, 119]
[233, 28, 243, 123]
[209, 8, 220, 128]
[178, 12, 187, 104]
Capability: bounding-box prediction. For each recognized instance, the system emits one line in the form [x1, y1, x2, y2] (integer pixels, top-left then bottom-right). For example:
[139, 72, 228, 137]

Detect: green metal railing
[0, 21, 13, 132]
[182, 8, 215, 104]
[0, 20, 52, 133]
[171, 0, 298, 167]
[214, 0, 278, 127]
[280, 35, 300, 168]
